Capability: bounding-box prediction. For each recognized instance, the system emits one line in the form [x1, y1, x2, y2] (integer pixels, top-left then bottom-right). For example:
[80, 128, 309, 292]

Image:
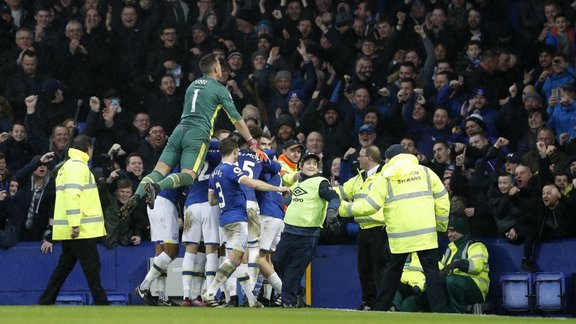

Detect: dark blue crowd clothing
[12, 156, 55, 242]
[0, 136, 34, 173]
[256, 61, 317, 130]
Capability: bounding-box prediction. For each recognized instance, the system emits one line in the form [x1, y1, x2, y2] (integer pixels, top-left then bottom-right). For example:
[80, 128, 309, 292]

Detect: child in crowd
[274, 153, 340, 307]
[456, 40, 482, 74]
[545, 15, 576, 66]
[487, 172, 536, 272]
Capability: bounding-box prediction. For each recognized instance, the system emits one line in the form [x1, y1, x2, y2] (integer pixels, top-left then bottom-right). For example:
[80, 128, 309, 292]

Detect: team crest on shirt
[292, 186, 307, 196]
[233, 167, 242, 174]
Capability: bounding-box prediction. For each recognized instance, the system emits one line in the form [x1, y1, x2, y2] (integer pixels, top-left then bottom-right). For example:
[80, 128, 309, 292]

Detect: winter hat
[358, 124, 375, 133]
[473, 87, 487, 98]
[275, 70, 292, 82]
[276, 114, 296, 129]
[257, 34, 274, 45]
[256, 20, 273, 34]
[251, 50, 268, 62]
[227, 50, 244, 60]
[448, 217, 471, 235]
[505, 152, 522, 164]
[41, 79, 61, 97]
[465, 114, 488, 133]
[286, 89, 304, 103]
[524, 92, 543, 105]
[191, 22, 208, 34]
[384, 144, 406, 159]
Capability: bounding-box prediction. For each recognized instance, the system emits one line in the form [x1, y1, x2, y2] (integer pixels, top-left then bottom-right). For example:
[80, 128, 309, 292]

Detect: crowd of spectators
[0, 0, 576, 270]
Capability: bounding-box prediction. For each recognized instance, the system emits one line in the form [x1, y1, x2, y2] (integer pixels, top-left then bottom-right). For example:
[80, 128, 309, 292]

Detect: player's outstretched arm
[239, 176, 290, 194]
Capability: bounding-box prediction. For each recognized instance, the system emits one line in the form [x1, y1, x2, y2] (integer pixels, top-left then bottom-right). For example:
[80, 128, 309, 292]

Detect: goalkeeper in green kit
[121, 53, 267, 216]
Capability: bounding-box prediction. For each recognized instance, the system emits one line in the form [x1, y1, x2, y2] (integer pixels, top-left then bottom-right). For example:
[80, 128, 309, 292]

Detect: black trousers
[357, 227, 390, 307]
[39, 238, 109, 305]
[374, 248, 449, 312]
[274, 232, 319, 307]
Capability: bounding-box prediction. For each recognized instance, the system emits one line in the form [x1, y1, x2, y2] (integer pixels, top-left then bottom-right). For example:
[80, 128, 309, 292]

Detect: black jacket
[13, 158, 55, 241]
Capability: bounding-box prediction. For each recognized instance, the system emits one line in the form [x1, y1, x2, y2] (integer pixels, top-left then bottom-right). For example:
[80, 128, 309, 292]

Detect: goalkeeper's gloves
[248, 137, 269, 162]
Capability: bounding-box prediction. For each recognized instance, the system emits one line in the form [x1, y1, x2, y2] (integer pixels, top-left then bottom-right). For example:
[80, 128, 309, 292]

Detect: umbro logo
[292, 187, 308, 196]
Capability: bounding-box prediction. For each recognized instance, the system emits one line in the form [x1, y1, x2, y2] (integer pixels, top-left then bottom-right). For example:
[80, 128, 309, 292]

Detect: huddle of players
[139, 126, 289, 307]
[189, 126, 291, 308]
[138, 122, 341, 308]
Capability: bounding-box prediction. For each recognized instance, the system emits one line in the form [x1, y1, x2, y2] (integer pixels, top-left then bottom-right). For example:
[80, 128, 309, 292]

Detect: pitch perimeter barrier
[0, 238, 574, 314]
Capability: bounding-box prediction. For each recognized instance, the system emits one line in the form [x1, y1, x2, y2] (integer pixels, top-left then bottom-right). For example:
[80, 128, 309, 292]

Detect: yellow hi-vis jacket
[339, 153, 449, 254]
[439, 239, 490, 300]
[52, 148, 106, 240]
[401, 252, 426, 292]
[335, 163, 385, 229]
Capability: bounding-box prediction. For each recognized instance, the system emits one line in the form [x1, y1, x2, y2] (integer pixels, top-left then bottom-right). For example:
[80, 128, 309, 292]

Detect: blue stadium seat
[533, 272, 565, 312]
[500, 272, 532, 312]
[55, 293, 87, 305]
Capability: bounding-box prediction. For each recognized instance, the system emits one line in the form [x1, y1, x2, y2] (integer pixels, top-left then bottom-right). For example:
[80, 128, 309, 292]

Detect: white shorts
[181, 202, 220, 246]
[219, 226, 227, 246]
[222, 222, 248, 253]
[260, 216, 284, 252]
[246, 200, 261, 244]
[147, 196, 180, 244]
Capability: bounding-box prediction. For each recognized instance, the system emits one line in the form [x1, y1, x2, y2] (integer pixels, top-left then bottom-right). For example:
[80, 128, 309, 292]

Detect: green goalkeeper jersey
[180, 76, 241, 138]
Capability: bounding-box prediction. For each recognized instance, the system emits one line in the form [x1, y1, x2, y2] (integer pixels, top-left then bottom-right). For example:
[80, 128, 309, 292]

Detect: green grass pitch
[0, 307, 570, 324]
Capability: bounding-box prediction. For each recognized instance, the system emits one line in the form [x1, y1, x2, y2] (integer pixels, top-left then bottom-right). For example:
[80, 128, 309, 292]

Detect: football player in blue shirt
[234, 125, 279, 290]
[256, 133, 285, 305]
[202, 138, 289, 307]
[181, 140, 221, 306]
[136, 167, 182, 307]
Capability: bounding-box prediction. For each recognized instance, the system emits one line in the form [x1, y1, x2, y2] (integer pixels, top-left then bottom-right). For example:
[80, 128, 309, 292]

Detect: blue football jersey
[237, 149, 262, 202]
[209, 162, 249, 226]
[184, 144, 221, 207]
[256, 150, 284, 219]
[256, 164, 284, 219]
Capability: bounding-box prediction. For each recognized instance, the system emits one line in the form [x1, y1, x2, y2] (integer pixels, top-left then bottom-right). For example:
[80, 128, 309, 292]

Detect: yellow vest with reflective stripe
[285, 176, 328, 228]
[440, 240, 490, 299]
[401, 252, 426, 291]
[53, 148, 106, 240]
[339, 154, 449, 253]
[336, 165, 385, 229]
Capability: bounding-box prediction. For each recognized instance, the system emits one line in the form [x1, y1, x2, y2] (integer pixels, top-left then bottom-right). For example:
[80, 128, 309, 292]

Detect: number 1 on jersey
[191, 89, 200, 113]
